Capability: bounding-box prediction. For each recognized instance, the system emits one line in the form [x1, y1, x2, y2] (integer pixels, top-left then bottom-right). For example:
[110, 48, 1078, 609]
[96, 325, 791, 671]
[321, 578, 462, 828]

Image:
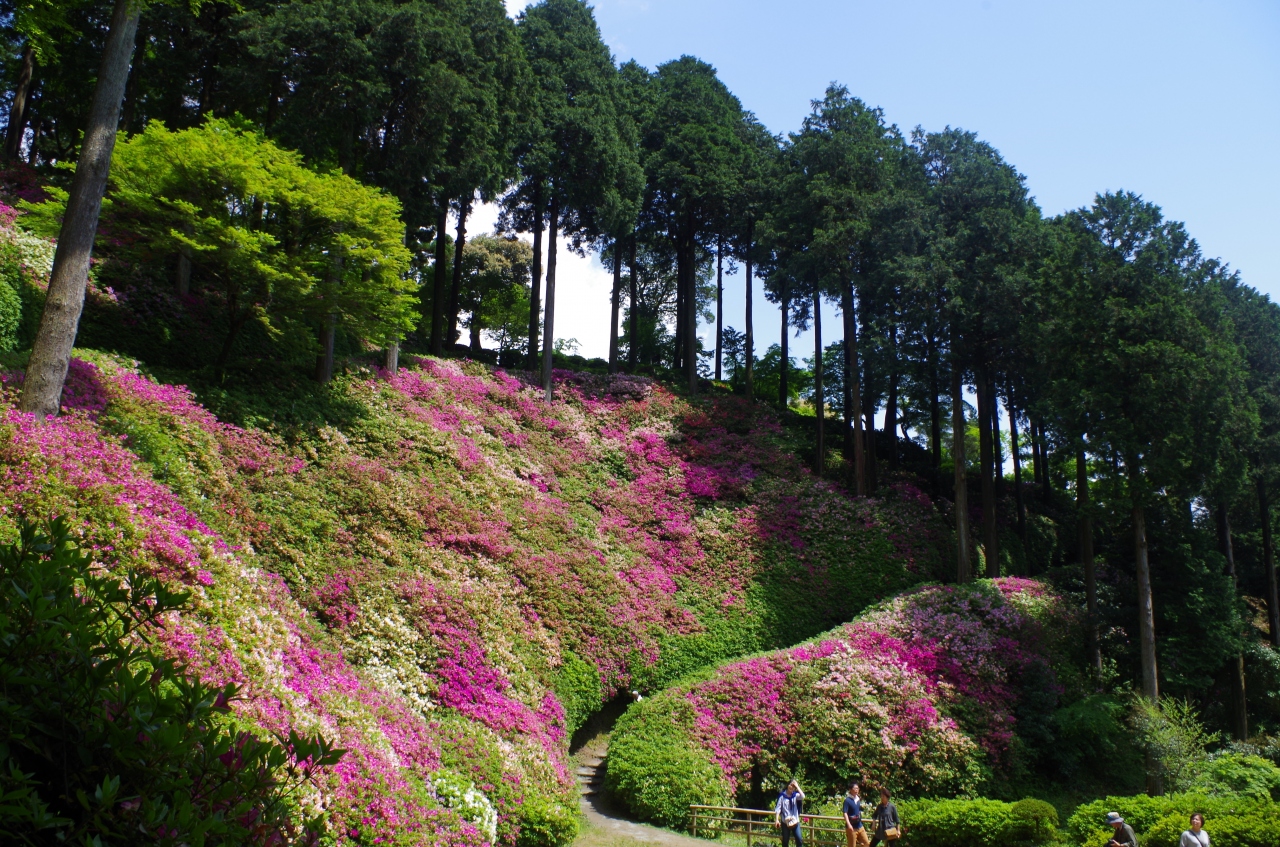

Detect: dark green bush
[1009, 798, 1059, 842]
[0, 518, 341, 845]
[605, 697, 730, 829]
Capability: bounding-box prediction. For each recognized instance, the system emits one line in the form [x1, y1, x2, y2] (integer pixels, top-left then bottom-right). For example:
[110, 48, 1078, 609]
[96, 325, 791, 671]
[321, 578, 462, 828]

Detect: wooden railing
[689, 805, 871, 847]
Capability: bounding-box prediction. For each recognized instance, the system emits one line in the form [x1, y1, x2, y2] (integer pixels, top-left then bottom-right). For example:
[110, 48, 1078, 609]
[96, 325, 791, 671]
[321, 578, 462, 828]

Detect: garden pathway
[574, 736, 714, 847]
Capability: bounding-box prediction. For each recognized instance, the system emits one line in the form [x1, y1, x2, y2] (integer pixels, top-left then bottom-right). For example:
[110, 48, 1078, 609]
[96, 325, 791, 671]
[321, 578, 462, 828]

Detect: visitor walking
[842, 781, 869, 847]
[868, 787, 901, 846]
[775, 780, 806, 847]
[1106, 812, 1139, 847]
[1180, 813, 1209, 847]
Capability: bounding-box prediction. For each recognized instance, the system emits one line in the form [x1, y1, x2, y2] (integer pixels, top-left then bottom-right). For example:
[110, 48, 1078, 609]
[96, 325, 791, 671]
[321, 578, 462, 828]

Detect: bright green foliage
[903, 797, 1058, 847]
[512, 795, 579, 847]
[1069, 794, 1280, 847]
[1146, 808, 1280, 847]
[1128, 696, 1220, 792]
[0, 517, 340, 845]
[605, 696, 731, 829]
[25, 119, 415, 367]
[1189, 753, 1280, 800]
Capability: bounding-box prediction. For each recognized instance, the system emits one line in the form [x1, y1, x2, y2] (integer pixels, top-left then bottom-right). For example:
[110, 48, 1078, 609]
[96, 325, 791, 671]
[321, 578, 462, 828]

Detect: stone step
[581, 756, 604, 767]
[579, 785, 599, 796]
[575, 766, 598, 776]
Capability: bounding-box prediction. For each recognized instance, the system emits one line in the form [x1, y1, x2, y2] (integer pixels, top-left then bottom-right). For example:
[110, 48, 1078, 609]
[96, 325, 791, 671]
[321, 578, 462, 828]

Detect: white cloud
[503, 0, 533, 17]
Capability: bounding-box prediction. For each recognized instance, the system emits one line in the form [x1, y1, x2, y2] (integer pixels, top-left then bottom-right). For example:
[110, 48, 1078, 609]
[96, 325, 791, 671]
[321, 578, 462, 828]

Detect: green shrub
[1009, 798, 1059, 842]
[605, 697, 731, 829]
[1146, 808, 1280, 847]
[553, 650, 602, 737]
[515, 795, 578, 847]
[904, 798, 1015, 847]
[0, 271, 19, 352]
[1190, 753, 1280, 800]
[1068, 794, 1280, 846]
[0, 517, 341, 844]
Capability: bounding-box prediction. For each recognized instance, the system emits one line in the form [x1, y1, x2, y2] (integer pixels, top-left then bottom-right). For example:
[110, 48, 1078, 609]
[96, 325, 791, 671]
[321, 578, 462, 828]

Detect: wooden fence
[689, 805, 873, 847]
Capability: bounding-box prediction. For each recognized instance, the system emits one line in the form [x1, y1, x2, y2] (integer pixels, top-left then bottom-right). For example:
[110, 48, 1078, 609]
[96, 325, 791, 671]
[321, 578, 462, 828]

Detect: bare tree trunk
[684, 209, 697, 394]
[1132, 472, 1161, 796]
[930, 333, 941, 496]
[886, 325, 899, 470]
[779, 282, 789, 408]
[1031, 420, 1045, 488]
[1078, 448, 1101, 676]
[1010, 401, 1027, 570]
[715, 235, 723, 381]
[5, 44, 35, 161]
[447, 198, 470, 347]
[609, 242, 622, 374]
[1217, 505, 1249, 742]
[813, 287, 823, 476]
[1132, 483, 1158, 705]
[842, 282, 855, 490]
[992, 379, 1004, 500]
[430, 203, 449, 356]
[315, 311, 337, 383]
[541, 195, 559, 401]
[1262, 478, 1280, 649]
[175, 247, 192, 296]
[385, 338, 399, 375]
[628, 235, 638, 370]
[528, 180, 544, 370]
[977, 369, 998, 577]
[744, 221, 754, 401]
[20, 0, 140, 417]
[847, 283, 865, 496]
[953, 366, 971, 582]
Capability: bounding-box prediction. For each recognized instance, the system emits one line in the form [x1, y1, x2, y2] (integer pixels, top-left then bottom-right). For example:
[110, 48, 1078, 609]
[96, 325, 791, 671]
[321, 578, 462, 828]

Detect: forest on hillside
[2, 1, 1280, 846]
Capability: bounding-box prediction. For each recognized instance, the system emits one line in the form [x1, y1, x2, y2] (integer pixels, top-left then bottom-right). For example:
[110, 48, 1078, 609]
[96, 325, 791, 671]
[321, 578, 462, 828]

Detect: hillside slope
[0, 348, 951, 846]
[606, 579, 1084, 830]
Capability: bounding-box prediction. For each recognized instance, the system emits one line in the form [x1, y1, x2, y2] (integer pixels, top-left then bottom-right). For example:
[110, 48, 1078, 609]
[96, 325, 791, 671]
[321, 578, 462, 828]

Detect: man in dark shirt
[1106, 812, 1138, 847]
[842, 782, 870, 847]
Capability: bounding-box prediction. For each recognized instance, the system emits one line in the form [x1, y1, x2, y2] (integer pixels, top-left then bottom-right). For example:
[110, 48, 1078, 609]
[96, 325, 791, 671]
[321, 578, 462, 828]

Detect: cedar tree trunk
[1078, 449, 1101, 675]
[608, 242, 621, 373]
[447, 198, 470, 347]
[20, 0, 140, 417]
[953, 366, 971, 581]
[813, 287, 823, 476]
[528, 180, 544, 369]
[430, 203, 449, 356]
[5, 44, 35, 161]
[541, 194, 559, 401]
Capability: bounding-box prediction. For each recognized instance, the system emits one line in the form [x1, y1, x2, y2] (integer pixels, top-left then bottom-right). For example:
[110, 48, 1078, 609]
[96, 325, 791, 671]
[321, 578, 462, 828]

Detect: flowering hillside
[0, 341, 951, 845]
[606, 578, 1082, 829]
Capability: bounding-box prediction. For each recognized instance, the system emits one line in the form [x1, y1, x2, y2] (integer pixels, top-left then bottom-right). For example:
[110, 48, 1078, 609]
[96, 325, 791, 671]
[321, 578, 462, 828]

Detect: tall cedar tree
[915, 127, 1032, 578]
[1040, 193, 1251, 761]
[640, 56, 746, 392]
[508, 0, 638, 399]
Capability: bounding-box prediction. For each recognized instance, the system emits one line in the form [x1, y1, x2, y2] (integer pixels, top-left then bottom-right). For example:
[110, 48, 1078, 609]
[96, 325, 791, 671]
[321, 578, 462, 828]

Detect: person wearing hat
[1106, 812, 1138, 847]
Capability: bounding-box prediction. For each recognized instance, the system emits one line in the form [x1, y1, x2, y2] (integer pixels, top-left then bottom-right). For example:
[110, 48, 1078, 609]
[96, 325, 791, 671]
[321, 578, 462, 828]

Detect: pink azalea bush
[0, 346, 953, 845]
[606, 579, 1081, 829]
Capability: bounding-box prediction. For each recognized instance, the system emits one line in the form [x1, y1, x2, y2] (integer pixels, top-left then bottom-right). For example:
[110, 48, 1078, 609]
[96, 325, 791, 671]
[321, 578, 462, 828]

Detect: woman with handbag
[774, 780, 805, 847]
[869, 787, 901, 846]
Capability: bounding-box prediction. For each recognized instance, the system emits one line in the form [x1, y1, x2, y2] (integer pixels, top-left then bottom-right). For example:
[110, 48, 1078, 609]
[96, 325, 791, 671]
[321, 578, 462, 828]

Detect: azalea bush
[607, 578, 1081, 826]
[0, 518, 339, 845]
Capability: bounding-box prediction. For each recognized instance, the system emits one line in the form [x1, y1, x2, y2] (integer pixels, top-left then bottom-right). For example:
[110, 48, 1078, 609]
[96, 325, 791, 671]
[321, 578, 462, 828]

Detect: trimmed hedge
[899, 797, 1058, 847]
[603, 697, 730, 829]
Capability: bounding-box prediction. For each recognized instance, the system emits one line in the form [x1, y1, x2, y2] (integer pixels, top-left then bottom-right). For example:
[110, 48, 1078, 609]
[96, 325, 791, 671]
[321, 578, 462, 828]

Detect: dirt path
[573, 735, 718, 847]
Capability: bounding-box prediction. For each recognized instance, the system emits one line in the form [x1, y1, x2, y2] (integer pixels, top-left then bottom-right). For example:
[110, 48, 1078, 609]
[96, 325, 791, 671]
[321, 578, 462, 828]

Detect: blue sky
[487, 0, 1279, 367]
